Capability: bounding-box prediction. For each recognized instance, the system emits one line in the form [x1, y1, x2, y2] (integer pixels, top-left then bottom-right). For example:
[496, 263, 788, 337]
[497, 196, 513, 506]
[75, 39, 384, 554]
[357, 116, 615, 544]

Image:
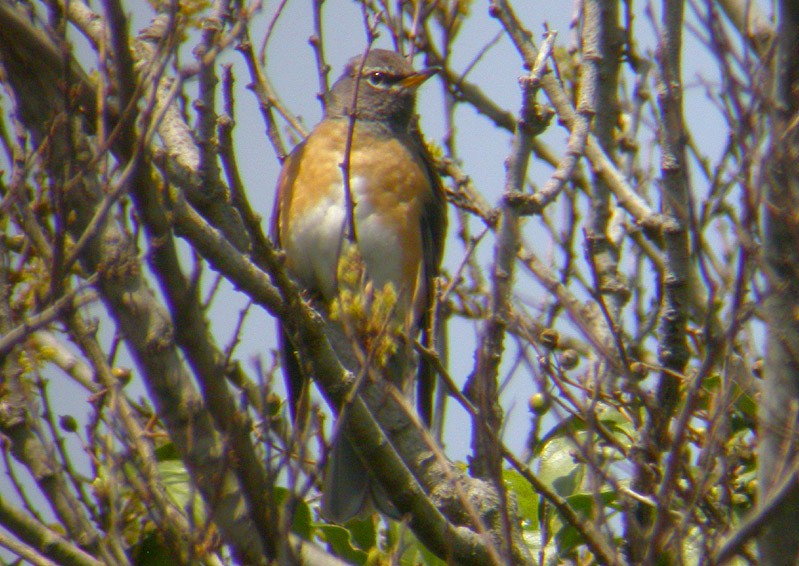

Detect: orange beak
[398, 67, 440, 89]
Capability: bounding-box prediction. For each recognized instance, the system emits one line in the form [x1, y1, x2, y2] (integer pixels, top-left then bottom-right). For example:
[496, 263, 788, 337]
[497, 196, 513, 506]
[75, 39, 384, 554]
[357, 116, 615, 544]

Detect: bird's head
[326, 49, 438, 129]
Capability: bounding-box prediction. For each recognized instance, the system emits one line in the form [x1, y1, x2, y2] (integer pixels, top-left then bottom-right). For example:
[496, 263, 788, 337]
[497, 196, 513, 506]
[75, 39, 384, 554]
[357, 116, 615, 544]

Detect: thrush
[271, 49, 446, 521]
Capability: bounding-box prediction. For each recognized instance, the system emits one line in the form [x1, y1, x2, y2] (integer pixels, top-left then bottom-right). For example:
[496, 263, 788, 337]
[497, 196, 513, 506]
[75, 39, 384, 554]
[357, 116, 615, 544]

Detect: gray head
[325, 49, 438, 129]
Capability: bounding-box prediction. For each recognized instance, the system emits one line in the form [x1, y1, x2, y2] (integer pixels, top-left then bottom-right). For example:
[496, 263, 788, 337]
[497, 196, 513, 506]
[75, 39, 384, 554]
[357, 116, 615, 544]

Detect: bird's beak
[398, 66, 440, 89]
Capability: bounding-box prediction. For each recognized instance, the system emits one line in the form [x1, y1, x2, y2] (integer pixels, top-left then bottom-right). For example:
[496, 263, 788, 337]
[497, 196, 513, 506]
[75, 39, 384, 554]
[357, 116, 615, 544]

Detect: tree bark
[760, 1, 799, 564]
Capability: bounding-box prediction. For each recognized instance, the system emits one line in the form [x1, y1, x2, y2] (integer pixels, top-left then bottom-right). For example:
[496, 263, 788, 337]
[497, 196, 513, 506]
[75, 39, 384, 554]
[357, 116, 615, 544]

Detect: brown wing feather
[270, 143, 308, 422]
[409, 121, 447, 427]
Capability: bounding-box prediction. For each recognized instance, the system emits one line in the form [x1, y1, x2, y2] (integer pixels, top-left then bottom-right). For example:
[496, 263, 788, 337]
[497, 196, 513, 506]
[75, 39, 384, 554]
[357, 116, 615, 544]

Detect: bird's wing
[410, 122, 447, 427]
[270, 142, 309, 423]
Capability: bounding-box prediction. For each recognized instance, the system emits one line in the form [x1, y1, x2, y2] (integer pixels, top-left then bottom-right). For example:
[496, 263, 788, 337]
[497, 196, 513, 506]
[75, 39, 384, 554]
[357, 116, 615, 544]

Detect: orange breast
[277, 119, 432, 324]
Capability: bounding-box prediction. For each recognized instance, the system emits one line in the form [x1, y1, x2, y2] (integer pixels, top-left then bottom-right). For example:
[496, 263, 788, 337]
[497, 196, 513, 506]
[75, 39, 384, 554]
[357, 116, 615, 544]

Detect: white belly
[285, 177, 404, 300]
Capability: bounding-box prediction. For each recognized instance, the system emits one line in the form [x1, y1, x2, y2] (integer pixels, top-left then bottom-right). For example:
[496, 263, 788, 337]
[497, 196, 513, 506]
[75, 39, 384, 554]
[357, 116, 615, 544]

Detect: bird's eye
[367, 71, 389, 87]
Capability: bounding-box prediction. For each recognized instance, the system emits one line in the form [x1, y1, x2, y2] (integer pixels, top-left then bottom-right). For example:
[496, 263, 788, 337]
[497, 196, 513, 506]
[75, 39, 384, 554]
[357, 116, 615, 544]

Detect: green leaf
[414, 541, 448, 566]
[596, 409, 636, 446]
[503, 469, 540, 526]
[152, 445, 315, 541]
[158, 459, 206, 524]
[392, 522, 446, 566]
[537, 434, 584, 498]
[533, 415, 587, 458]
[554, 523, 583, 556]
[317, 523, 369, 565]
[272, 487, 313, 540]
[345, 516, 377, 551]
[565, 490, 618, 514]
[534, 408, 634, 458]
[700, 369, 757, 431]
[550, 490, 618, 556]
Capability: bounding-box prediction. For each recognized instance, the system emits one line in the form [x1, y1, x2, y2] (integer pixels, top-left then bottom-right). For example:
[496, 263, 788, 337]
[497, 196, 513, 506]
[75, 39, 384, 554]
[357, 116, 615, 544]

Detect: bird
[271, 49, 447, 522]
